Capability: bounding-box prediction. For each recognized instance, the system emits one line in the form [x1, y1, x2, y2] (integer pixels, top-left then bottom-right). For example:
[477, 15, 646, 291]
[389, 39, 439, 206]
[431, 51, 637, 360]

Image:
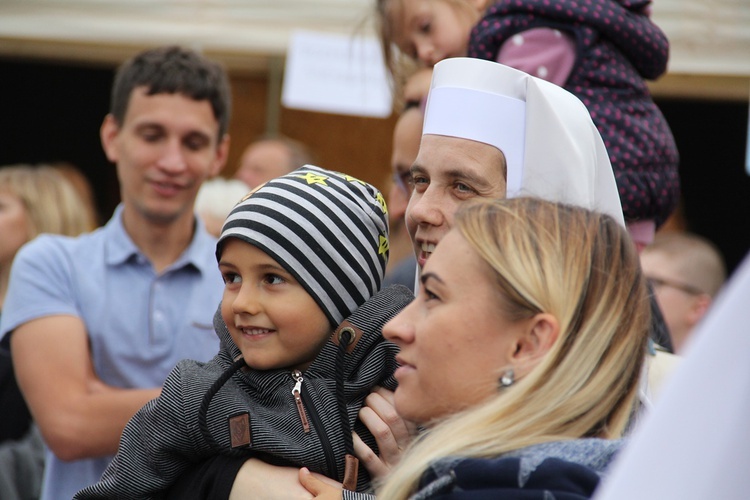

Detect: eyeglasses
[647, 276, 705, 296]
[393, 170, 413, 196]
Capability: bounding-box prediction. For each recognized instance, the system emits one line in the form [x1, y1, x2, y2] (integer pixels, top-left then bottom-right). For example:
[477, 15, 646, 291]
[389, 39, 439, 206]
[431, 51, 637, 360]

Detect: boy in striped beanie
[77, 166, 414, 499]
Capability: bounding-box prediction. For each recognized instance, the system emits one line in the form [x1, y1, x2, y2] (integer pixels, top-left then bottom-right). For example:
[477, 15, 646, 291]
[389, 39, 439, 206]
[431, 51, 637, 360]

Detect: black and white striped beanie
[217, 165, 390, 327]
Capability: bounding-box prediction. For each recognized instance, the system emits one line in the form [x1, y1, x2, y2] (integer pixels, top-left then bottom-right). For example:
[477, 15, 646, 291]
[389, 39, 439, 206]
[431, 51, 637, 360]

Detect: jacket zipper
[291, 370, 310, 433]
[291, 369, 339, 480]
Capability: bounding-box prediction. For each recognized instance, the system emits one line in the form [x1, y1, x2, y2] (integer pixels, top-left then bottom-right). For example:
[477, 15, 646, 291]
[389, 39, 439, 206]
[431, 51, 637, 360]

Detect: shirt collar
[104, 204, 218, 275]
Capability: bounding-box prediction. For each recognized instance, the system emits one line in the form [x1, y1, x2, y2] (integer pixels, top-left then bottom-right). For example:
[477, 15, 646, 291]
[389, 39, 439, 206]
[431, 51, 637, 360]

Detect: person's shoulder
[455, 439, 622, 482]
[341, 284, 415, 337]
[11, 231, 100, 273]
[17, 232, 79, 254]
[644, 347, 682, 403]
[360, 284, 414, 315]
[510, 438, 623, 471]
[170, 356, 225, 385]
[424, 449, 606, 499]
[161, 355, 227, 402]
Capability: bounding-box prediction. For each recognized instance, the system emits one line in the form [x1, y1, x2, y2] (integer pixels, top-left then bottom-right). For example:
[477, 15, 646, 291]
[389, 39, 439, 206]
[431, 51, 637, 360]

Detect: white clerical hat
[422, 57, 624, 226]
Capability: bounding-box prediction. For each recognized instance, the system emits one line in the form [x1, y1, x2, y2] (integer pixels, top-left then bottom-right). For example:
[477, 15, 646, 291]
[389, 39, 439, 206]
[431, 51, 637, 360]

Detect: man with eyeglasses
[641, 232, 726, 354]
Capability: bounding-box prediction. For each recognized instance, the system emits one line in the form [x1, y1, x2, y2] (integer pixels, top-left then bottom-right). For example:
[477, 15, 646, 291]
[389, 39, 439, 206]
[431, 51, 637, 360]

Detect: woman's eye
[423, 287, 439, 302]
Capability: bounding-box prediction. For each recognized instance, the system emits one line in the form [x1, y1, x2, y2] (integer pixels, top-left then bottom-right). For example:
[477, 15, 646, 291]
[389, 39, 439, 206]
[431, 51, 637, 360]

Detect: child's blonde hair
[374, 0, 483, 106]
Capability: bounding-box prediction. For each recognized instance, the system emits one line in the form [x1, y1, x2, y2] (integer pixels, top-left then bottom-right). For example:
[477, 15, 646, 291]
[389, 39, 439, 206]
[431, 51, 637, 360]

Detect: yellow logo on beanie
[344, 174, 366, 186]
[375, 192, 387, 215]
[297, 172, 329, 186]
[378, 234, 389, 256]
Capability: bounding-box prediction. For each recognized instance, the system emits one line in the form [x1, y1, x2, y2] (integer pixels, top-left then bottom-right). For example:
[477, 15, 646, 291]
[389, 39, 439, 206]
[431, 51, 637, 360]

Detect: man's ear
[100, 114, 120, 163]
[210, 134, 231, 178]
[687, 294, 712, 329]
[512, 313, 560, 364]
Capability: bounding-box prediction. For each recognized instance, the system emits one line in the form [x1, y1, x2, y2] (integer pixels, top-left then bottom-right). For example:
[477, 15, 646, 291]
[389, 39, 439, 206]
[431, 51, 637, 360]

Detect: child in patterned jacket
[75, 165, 413, 499]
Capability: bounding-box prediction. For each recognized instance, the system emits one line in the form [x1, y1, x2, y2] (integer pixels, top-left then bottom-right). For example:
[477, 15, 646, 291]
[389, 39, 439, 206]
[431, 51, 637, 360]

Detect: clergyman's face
[406, 134, 506, 268]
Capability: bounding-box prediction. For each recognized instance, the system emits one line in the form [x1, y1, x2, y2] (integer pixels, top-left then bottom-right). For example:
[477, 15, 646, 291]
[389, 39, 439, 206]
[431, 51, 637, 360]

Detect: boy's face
[388, 0, 482, 66]
[218, 238, 331, 371]
[101, 86, 229, 226]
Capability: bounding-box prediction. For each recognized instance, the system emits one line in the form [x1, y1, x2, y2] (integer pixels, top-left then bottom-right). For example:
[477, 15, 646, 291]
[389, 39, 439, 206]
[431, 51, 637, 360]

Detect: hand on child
[354, 386, 417, 480]
[298, 468, 344, 500]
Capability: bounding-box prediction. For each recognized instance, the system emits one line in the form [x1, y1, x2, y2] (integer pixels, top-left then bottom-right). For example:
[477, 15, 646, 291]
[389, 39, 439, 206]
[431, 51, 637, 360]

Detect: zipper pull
[291, 370, 311, 433]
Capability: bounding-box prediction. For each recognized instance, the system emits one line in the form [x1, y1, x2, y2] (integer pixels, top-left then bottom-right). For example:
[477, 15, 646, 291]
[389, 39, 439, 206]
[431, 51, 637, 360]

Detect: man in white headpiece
[406, 57, 625, 272]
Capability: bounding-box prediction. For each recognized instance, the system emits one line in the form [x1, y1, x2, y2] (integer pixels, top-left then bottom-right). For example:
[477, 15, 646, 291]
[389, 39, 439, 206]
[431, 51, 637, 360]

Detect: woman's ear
[512, 313, 560, 363]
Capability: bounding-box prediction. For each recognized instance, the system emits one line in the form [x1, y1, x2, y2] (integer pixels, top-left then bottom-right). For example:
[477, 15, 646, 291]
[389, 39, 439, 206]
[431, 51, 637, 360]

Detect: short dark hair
[110, 45, 232, 138]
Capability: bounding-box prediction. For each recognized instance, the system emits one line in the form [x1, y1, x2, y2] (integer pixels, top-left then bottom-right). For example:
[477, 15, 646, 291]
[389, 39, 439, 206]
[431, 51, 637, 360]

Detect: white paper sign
[282, 30, 392, 118]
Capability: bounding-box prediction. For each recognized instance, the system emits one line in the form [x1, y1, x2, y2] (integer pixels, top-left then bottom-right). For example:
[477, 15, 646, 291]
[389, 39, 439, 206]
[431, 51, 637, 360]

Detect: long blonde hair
[377, 198, 650, 498]
[0, 164, 96, 238]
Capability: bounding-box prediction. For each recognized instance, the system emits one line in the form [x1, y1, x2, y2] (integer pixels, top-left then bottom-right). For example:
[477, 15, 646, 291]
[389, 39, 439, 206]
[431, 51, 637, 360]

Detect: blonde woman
[301, 197, 650, 499]
[0, 163, 96, 500]
[0, 163, 95, 315]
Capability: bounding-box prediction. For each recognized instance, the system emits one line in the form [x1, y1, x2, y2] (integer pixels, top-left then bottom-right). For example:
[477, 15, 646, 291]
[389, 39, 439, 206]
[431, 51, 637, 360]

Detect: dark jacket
[343, 438, 622, 500]
[469, 0, 680, 227]
[75, 285, 414, 499]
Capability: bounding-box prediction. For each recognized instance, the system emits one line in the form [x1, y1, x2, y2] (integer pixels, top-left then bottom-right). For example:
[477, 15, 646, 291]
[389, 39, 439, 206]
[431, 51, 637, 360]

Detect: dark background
[1, 57, 748, 277]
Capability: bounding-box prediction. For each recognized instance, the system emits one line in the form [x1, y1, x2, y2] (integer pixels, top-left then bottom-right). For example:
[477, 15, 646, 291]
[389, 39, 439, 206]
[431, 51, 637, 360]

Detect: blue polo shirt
[0, 204, 224, 500]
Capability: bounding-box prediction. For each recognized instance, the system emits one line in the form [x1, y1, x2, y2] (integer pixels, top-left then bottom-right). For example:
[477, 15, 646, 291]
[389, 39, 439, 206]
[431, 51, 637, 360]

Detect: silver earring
[499, 368, 515, 389]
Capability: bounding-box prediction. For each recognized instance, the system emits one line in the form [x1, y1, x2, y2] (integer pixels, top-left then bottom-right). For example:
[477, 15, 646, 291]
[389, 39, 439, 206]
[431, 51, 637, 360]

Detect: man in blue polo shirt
[0, 46, 232, 500]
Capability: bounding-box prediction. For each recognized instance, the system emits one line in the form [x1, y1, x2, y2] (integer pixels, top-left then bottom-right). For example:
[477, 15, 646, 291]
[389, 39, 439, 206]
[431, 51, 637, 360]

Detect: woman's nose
[383, 301, 417, 345]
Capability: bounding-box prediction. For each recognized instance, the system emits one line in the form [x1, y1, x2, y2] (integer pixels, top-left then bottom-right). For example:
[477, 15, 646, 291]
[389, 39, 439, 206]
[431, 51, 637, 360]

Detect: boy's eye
[264, 274, 285, 285]
[222, 272, 241, 285]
